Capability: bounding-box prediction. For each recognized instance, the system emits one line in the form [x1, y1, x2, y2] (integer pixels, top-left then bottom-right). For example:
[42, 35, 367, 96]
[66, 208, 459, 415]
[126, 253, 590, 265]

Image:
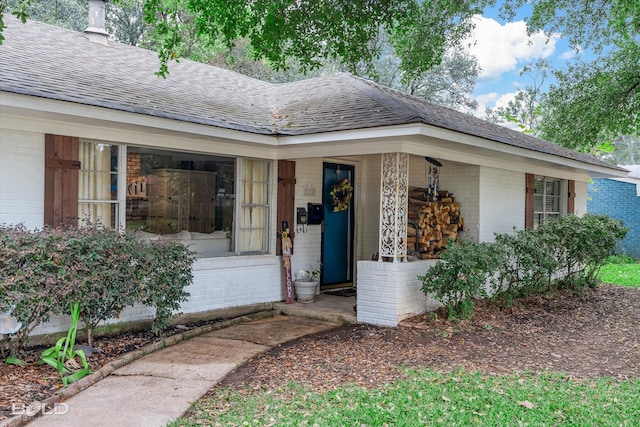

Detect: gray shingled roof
[0, 15, 621, 171]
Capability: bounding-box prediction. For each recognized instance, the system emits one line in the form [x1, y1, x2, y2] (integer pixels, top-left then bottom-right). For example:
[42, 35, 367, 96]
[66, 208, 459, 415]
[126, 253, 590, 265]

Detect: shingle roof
[0, 15, 621, 171]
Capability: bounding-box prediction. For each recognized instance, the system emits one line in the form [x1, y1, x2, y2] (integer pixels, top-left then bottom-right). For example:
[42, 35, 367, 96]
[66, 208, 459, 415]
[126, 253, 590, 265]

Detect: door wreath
[330, 178, 353, 212]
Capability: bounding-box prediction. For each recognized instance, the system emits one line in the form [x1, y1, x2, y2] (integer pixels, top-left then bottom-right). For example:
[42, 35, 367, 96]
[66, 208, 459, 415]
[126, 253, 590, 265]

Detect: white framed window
[238, 158, 270, 254]
[78, 140, 122, 229]
[76, 139, 271, 257]
[533, 176, 563, 229]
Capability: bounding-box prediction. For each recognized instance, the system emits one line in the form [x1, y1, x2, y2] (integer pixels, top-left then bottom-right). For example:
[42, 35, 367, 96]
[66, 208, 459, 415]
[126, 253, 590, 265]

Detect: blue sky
[465, 6, 578, 119]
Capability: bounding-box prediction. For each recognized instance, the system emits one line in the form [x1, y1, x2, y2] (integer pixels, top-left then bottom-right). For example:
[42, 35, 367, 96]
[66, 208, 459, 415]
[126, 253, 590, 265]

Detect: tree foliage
[1, 0, 487, 78]
[499, 0, 638, 51]
[539, 40, 640, 153]
[497, 0, 639, 153]
[485, 59, 549, 136]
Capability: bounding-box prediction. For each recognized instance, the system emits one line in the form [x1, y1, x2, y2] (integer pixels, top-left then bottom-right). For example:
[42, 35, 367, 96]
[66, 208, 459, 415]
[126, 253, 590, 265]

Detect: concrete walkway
[23, 315, 340, 427]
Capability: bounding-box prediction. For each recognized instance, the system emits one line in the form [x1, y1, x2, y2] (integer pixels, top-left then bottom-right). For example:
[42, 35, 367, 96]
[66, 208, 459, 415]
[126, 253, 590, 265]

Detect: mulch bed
[2, 284, 639, 420]
[214, 284, 640, 395]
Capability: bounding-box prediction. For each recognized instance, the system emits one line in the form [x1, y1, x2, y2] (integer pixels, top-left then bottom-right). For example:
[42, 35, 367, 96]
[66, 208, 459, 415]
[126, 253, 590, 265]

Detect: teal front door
[322, 163, 355, 286]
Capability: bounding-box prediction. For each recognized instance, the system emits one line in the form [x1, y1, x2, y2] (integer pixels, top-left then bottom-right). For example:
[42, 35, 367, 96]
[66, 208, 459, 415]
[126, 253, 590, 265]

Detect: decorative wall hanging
[330, 178, 353, 212]
[425, 156, 442, 201]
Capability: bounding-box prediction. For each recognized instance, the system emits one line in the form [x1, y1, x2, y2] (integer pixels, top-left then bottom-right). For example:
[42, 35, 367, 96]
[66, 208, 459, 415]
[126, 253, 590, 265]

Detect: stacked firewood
[407, 186, 464, 258]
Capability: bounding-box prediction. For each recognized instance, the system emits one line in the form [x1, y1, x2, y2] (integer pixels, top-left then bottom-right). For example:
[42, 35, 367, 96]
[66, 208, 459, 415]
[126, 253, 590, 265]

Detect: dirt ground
[2, 284, 639, 419]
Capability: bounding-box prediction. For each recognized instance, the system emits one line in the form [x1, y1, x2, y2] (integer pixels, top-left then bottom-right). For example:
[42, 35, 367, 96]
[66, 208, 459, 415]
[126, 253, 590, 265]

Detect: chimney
[84, 0, 109, 45]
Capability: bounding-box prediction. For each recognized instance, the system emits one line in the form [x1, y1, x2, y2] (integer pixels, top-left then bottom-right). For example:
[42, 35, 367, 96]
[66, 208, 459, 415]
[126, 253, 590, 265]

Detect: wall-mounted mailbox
[307, 203, 323, 224]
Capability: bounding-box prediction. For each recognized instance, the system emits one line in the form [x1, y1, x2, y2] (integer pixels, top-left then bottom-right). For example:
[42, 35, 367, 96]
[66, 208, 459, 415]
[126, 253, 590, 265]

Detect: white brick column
[378, 153, 409, 262]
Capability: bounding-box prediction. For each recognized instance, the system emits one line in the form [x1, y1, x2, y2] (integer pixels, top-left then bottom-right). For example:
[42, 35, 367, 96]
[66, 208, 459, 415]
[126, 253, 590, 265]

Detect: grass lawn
[598, 256, 640, 288]
[171, 369, 640, 426]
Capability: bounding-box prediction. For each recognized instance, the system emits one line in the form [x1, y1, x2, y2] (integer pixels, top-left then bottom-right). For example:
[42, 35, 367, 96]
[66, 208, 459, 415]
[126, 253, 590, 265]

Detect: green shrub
[0, 223, 195, 356]
[418, 240, 496, 320]
[65, 225, 148, 346]
[490, 228, 560, 307]
[540, 214, 628, 290]
[0, 225, 80, 354]
[419, 214, 628, 318]
[135, 240, 194, 334]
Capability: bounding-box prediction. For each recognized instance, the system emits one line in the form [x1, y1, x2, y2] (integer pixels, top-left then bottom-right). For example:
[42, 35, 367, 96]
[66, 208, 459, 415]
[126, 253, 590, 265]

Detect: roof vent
[84, 0, 109, 45]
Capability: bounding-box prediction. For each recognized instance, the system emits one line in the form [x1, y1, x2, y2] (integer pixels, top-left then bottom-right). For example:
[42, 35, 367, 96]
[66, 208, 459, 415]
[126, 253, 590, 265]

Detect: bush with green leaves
[419, 214, 628, 318]
[489, 228, 560, 306]
[540, 214, 628, 290]
[135, 240, 194, 334]
[0, 223, 194, 356]
[0, 225, 80, 355]
[418, 239, 496, 320]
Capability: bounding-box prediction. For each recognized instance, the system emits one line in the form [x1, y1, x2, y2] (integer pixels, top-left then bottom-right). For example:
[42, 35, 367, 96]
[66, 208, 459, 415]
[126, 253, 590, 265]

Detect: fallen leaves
[518, 400, 535, 409]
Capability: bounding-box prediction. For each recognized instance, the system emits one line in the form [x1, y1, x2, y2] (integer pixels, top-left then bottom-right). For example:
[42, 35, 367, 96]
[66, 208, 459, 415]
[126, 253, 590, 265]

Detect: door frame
[321, 162, 356, 288]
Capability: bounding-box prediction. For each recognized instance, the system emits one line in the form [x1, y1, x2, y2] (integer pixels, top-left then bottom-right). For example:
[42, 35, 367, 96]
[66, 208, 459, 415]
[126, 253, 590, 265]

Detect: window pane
[534, 194, 543, 212]
[243, 182, 268, 204]
[239, 159, 270, 253]
[546, 195, 560, 213]
[125, 147, 235, 257]
[79, 141, 118, 227]
[240, 206, 268, 252]
[534, 177, 544, 194]
[532, 176, 563, 228]
[545, 179, 560, 196]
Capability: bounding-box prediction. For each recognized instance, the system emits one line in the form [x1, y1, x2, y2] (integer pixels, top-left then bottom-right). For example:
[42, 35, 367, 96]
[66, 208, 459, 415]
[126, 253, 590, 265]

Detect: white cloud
[466, 15, 558, 80]
[559, 46, 582, 60]
[493, 92, 518, 109]
[471, 91, 520, 130]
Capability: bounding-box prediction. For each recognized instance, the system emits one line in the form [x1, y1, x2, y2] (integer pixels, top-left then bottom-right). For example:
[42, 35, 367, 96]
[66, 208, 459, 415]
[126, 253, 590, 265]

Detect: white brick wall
[356, 155, 381, 262]
[290, 158, 324, 278]
[574, 180, 588, 216]
[0, 129, 44, 229]
[357, 260, 440, 326]
[186, 255, 282, 311]
[439, 162, 481, 242]
[479, 167, 525, 242]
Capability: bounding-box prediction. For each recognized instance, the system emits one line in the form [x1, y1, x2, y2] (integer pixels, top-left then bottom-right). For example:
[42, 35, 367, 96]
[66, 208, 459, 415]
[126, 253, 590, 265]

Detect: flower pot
[294, 280, 319, 303]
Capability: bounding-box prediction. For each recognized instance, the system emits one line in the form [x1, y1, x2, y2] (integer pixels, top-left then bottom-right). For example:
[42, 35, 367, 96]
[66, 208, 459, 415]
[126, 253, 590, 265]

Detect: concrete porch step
[274, 294, 357, 325]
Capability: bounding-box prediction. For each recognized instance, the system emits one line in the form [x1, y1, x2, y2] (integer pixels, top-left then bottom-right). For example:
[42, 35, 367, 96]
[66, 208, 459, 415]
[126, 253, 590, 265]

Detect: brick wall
[289, 158, 324, 279]
[479, 167, 525, 242]
[588, 178, 640, 259]
[0, 129, 44, 229]
[357, 260, 440, 326]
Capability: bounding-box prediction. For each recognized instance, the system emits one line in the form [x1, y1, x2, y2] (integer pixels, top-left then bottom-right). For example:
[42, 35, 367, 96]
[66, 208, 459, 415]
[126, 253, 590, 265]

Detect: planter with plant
[294, 261, 322, 303]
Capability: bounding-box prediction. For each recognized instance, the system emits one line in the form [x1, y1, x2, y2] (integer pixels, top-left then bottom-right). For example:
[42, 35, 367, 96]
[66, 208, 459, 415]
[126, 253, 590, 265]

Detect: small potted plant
[294, 261, 321, 303]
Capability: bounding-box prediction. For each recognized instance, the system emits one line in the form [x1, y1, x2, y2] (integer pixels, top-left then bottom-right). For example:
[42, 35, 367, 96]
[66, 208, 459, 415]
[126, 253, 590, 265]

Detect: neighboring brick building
[588, 166, 640, 260]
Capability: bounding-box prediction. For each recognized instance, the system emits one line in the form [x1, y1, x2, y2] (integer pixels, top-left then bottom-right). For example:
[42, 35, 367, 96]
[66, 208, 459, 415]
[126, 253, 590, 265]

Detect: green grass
[598, 255, 640, 288]
[169, 369, 640, 426]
